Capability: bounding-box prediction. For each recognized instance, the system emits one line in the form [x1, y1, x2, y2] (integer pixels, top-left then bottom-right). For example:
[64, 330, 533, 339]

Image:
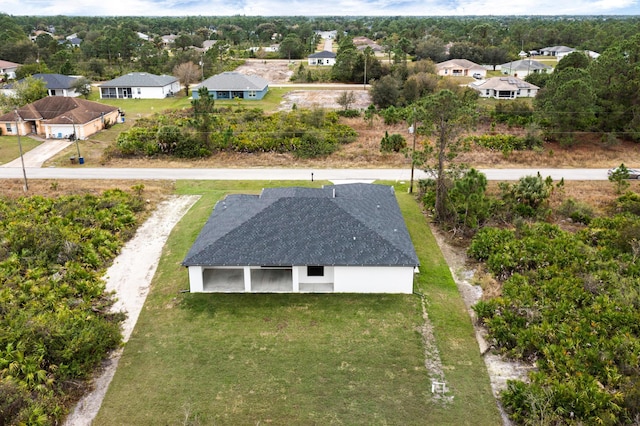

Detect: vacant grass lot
[93, 180, 499, 425]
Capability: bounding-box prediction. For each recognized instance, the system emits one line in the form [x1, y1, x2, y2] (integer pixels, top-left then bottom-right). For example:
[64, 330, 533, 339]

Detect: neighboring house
[469, 76, 539, 99]
[308, 51, 336, 66]
[0, 60, 20, 80]
[202, 40, 217, 51]
[98, 72, 180, 99]
[498, 59, 552, 78]
[161, 34, 178, 47]
[353, 36, 383, 52]
[436, 59, 486, 77]
[192, 72, 269, 100]
[3, 73, 83, 97]
[315, 30, 338, 40]
[0, 97, 119, 140]
[539, 45, 575, 60]
[182, 183, 419, 294]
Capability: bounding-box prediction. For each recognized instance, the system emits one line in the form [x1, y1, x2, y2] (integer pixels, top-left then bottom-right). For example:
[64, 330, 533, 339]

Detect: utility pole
[409, 106, 417, 194]
[62, 115, 82, 163]
[14, 110, 28, 192]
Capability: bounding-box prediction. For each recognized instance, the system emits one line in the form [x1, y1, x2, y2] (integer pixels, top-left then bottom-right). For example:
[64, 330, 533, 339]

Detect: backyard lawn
[94, 180, 499, 425]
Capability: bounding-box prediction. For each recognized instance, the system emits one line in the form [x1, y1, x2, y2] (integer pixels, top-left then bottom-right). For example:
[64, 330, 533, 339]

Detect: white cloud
[2, 0, 639, 16]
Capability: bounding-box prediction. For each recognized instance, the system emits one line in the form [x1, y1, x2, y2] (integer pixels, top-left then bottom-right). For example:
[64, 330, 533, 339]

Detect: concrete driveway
[1, 138, 73, 168]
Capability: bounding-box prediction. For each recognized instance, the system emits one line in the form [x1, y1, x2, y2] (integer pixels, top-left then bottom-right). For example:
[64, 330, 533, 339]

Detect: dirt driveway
[235, 59, 372, 110]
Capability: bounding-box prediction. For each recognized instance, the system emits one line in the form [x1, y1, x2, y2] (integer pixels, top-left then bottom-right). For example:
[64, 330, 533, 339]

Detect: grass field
[0, 135, 42, 165]
[93, 180, 500, 425]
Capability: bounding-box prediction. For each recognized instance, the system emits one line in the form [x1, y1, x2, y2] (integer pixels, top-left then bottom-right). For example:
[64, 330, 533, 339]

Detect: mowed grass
[94, 181, 500, 425]
[0, 135, 42, 165]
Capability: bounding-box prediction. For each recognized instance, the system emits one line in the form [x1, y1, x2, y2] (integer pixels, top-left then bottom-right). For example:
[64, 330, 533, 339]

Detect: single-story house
[469, 76, 539, 99]
[498, 59, 552, 78]
[192, 72, 269, 100]
[0, 60, 20, 80]
[353, 36, 383, 52]
[182, 183, 419, 294]
[539, 45, 575, 60]
[0, 97, 119, 140]
[2, 73, 84, 97]
[315, 30, 338, 40]
[308, 50, 337, 66]
[98, 72, 180, 99]
[436, 59, 486, 78]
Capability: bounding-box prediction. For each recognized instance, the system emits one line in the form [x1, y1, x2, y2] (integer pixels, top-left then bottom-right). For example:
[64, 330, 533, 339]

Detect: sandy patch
[429, 224, 533, 425]
[278, 89, 371, 111]
[63, 194, 200, 426]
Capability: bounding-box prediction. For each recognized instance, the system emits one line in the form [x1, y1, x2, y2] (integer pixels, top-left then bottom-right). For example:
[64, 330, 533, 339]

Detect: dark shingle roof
[308, 51, 336, 59]
[195, 72, 269, 91]
[99, 72, 178, 88]
[182, 183, 419, 267]
[7, 73, 78, 90]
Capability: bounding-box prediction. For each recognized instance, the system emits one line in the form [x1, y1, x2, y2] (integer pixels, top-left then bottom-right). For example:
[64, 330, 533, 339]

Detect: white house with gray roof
[308, 51, 336, 66]
[182, 183, 419, 294]
[192, 72, 269, 100]
[498, 59, 552, 78]
[2, 73, 84, 97]
[98, 72, 180, 99]
[469, 76, 539, 99]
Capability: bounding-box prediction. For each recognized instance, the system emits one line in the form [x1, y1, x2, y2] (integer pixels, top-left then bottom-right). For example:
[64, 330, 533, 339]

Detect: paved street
[0, 166, 612, 181]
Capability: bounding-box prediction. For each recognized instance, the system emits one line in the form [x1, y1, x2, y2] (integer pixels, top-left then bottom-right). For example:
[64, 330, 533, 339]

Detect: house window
[307, 266, 324, 277]
[137, 88, 141, 95]
[248, 90, 256, 98]
[6, 123, 12, 133]
[485, 90, 490, 96]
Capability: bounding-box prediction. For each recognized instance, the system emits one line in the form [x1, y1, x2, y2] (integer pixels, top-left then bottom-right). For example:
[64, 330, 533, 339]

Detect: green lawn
[0, 135, 42, 165]
[94, 181, 499, 425]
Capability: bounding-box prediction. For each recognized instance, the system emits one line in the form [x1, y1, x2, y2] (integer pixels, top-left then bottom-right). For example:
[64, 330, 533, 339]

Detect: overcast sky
[2, 0, 639, 16]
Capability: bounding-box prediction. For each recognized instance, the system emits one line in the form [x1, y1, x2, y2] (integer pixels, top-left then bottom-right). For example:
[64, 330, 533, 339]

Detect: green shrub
[294, 130, 337, 158]
[557, 198, 594, 224]
[0, 191, 142, 424]
[337, 109, 360, 118]
[491, 100, 534, 127]
[380, 131, 407, 153]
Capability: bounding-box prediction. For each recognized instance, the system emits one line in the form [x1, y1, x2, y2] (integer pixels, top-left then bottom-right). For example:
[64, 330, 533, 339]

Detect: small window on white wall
[307, 266, 324, 276]
[137, 88, 141, 94]
[6, 123, 12, 133]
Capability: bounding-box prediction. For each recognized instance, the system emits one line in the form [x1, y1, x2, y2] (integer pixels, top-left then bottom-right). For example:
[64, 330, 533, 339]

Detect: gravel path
[63, 195, 200, 426]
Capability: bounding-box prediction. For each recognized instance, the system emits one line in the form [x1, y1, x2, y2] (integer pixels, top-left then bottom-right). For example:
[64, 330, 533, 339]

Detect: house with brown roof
[0, 60, 21, 80]
[0, 97, 119, 140]
[436, 59, 486, 78]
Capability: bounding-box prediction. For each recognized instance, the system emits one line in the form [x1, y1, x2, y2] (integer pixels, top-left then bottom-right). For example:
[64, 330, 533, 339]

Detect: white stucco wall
[188, 265, 415, 294]
[334, 266, 414, 294]
[189, 266, 204, 292]
[137, 87, 167, 99]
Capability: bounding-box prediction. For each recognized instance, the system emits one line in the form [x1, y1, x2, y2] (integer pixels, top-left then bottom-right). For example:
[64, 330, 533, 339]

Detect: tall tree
[331, 36, 358, 82]
[419, 89, 477, 222]
[173, 61, 200, 96]
[278, 33, 304, 60]
[534, 68, 597, 139]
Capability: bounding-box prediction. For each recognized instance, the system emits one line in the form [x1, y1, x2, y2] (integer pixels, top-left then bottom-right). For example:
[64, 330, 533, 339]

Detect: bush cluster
[464, 133, 541, 154]
[0, 190, 142, 425]
[113, 107, 357, 159]
[469, 209, 640, 424]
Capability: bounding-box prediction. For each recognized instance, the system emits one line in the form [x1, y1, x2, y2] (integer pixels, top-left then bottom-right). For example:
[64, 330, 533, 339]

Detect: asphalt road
[0, 166, 612, 181]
